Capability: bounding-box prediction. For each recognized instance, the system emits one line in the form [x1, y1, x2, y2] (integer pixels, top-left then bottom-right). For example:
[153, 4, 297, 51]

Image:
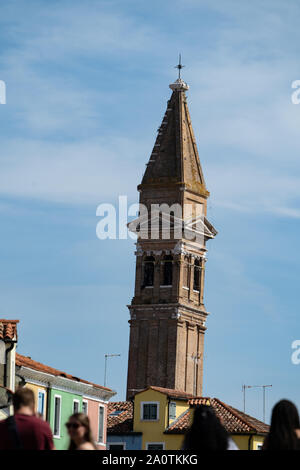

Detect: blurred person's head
[183, 405, 229, 450]
[13, 387, 35, 414]
[66, 413, 96, 450]
[264, 399, 300, 450]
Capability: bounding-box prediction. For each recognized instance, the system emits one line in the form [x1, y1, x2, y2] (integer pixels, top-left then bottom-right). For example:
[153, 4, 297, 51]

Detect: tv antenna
[104, 353, 121, 387]
[242, 384, 272, 422]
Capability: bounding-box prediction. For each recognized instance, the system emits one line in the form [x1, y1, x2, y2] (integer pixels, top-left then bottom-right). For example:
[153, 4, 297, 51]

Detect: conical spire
[141, 79, 209, 197]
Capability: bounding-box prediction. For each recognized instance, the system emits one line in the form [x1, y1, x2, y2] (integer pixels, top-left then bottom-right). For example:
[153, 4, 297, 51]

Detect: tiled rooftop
[0, 318, 19, 340]
[107, 401, 134, 434]
[0, 320, 19, 341]
[164, 408, 191, 434]
[165, 398, 269, 434]
[16, 353, 112, 392]
[138, 386, 195, 400]
[107, 395, 269, 437]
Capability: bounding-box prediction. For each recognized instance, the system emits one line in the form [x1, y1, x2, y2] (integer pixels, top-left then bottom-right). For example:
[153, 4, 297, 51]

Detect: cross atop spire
[175, 54, 184, 79]
[170, 54, 189, 91]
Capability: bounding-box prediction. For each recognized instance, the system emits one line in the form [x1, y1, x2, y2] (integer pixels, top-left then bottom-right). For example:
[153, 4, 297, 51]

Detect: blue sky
[1, 0, 300, 422]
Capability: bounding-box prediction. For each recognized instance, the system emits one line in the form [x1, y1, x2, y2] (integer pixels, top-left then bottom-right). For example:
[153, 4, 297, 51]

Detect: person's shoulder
[33, 416, 53, 434]
[16, 414, 52, 432]
[15, 413, 41, 424]
[77, 442, 96, 450]
[30, 416, 54, 448]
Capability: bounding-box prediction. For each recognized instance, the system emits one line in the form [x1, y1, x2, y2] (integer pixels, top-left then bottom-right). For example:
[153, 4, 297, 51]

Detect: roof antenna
[175, 54, 185, 79]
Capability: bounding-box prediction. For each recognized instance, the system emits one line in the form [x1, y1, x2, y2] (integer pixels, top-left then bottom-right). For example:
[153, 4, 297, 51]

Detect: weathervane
[175, 54, 185, 79]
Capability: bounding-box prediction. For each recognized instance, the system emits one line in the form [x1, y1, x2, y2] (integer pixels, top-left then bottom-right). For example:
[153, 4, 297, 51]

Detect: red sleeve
[42, 422, 55, 450]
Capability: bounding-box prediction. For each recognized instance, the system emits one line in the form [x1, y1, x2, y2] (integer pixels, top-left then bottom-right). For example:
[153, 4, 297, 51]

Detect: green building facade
[48, 388, 83, 450]
[15, 353, 116, 450]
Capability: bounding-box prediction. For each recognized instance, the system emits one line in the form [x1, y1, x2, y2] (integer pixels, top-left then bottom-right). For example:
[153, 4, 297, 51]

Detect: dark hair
[13, 387, 35, 411]
[67, 413, 97, 450]
[183, 405, 230, 450]
[263, 400, 300, 450]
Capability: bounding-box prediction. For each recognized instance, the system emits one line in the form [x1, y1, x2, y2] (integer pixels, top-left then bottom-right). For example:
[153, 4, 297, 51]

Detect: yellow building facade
[133, 388, 189, 450]
[24, 382, 48, 419]
[132, 387, 268, 450]
[231, 434, 265, 451]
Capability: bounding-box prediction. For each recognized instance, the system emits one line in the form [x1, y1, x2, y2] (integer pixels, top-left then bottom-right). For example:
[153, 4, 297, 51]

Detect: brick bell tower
[126, 71, 217, 400]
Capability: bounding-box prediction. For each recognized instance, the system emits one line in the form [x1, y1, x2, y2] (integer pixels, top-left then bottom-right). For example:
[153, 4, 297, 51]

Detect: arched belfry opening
[162, 255, 173, 286]
[143, 256, 155, 288]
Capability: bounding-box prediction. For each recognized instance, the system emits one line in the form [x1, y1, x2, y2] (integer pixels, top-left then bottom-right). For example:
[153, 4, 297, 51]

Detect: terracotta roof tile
[165, 398, 269, 435]
[16, 353, 112, 392]
[216, 400, 270, 434]
[164, 409, 191, 434]
[107, 401, 133, 434]
[138, 386, 195, 400]
[0, 320, 19, 341]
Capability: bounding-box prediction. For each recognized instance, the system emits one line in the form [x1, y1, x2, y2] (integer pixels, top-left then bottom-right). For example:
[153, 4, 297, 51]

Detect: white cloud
[0, 137, 144, 204]
[206, 163, 300, 218]
[0, 2, 159, 60]
[0, 0, 300, 221]
[271, 207, 300, 219]
[0, 1, 163, 136]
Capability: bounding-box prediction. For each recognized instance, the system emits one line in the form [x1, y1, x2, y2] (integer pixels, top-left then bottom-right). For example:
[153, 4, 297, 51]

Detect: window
[146, 443, 165, 450]
[143, 256, 155, 287]
[183, 256, 189, 289]
[98, 405, 104, 443]
[53, 395, 61, 437]
[73, 399, 80, 414]
[193, 259, 201, 291]
[162, 255, 173, 286]
[109, 410, 123, 416]
[141, 402, 159, 421]
[109, 443, 126, 450]
[37, 390, 45, 416]
[82, 400, 88, 415]
[169, 402, 176, 421]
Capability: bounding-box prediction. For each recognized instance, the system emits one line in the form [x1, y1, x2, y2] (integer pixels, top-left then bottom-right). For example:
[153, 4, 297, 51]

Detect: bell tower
[126, 71, 217, 399]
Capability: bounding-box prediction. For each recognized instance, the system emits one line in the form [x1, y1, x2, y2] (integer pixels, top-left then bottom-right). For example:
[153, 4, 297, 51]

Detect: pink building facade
[83, 396, 108, 450]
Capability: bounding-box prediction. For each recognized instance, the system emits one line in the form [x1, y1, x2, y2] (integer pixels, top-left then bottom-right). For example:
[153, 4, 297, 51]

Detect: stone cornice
[128, 302, 208, 316]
